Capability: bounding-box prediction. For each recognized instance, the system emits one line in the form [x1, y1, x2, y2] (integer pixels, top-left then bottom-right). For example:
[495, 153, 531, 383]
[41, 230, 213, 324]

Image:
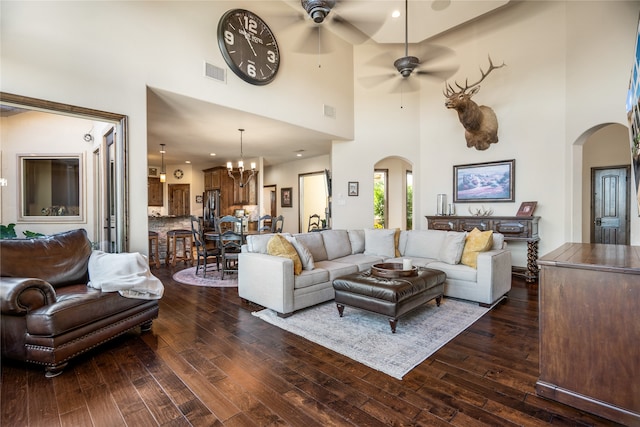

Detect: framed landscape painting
[453, 159, 515, 203]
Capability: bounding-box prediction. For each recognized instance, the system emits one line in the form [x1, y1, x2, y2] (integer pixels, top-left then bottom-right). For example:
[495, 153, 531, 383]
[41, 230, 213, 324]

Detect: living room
[1, 1, 639, 425]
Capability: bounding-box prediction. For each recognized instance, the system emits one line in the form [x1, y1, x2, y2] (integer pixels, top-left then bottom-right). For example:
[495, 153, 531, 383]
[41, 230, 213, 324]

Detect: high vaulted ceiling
[147, 0, 512, 168]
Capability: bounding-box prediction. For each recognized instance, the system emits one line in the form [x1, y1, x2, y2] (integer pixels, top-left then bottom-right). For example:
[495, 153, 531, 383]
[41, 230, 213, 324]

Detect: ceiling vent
[204, 62, 226, 83]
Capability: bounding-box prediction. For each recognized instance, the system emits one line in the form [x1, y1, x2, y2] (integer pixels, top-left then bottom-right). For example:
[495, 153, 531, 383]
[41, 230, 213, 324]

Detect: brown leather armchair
[0, 229, 159, 377]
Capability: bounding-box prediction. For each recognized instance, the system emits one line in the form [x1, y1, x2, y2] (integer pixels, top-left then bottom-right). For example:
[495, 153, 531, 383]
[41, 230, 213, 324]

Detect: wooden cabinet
[536, 243, 640, 425]
[204, 168, 221, 190]
[426, 215, 540, 281]
[231, 171, 258, 205]
[203, 167, 258, 216]
[148, 177, 163, 206]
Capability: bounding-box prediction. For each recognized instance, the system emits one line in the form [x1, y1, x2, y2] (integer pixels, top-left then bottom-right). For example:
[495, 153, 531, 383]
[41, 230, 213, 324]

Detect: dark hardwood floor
[1, 265, 623, 426]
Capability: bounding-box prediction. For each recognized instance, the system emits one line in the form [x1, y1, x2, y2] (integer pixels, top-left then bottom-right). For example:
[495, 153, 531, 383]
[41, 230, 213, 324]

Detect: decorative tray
[371, 262, 418, 278]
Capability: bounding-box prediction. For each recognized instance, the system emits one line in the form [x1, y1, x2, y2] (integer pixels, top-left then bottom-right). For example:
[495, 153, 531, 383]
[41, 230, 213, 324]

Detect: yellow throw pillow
[460, 228, 494, 269]
[394, 228, 401, 257]
[267, 234, 302, 275]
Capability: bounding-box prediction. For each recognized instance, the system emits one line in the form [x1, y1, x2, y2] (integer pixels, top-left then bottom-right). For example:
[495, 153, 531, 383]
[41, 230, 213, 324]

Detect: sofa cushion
[333, 253, 385, 272]
[404, 230, 446, 259]
[460, 228, 494, 268]
[363, 228, 396, 258]
[428, 261, 478, 282]
[438, 231, 467, 265]
[348, 229, 365, 254]
[313, 260, 358, 281]
[321, 230, 352, 260]
[267, 234, 302, 275]
[285, 236, 315, 270]
[294, 232, 327, 262]
[293, 268, 329, 289]
[491, 233, 505, 250]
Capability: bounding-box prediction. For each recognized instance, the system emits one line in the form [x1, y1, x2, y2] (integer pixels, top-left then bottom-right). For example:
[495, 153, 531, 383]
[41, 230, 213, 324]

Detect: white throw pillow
[348, 229, 365, 254]
[437, 231, 467, 265]
[404, 230, 446, 259]
[286, 236, 315, 270]
[363, 228, 396, 258]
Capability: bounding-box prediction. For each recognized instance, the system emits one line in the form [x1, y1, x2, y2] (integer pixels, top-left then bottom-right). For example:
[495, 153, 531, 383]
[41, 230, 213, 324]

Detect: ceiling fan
[291, 0, 381, 55]
[360, 0, 457, 94]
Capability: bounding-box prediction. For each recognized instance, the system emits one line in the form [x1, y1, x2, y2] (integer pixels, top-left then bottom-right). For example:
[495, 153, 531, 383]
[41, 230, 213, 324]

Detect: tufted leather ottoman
[332, 268, 446, 333]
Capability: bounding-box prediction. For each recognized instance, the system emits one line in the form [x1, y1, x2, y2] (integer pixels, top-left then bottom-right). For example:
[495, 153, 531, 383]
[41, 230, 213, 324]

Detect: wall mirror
[19, 154, 83, 220]
[0, 92, 129, 252]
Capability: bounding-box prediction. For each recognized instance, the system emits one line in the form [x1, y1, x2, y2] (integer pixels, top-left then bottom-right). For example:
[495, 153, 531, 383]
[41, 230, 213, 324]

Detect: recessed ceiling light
[391, 10, 401, 18]
[296, 153, 302, 157]
[210, 153, 216, 156]
[185, 160, 191, 164]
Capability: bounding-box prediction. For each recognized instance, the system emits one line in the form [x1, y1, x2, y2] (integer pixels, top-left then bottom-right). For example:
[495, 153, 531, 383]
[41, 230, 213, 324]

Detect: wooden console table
[426, 215, 540, 282]
[536, 243, 640, 425]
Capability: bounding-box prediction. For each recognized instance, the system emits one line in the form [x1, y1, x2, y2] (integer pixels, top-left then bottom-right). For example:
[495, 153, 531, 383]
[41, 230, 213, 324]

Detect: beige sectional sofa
[238, 228, 511, 317]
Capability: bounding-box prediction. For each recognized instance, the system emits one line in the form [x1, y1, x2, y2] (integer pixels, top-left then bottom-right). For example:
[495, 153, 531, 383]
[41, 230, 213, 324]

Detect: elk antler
[443, 55, 506, 97]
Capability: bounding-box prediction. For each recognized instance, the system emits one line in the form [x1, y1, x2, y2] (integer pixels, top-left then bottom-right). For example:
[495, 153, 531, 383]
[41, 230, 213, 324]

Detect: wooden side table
[148, 231, 160, 268]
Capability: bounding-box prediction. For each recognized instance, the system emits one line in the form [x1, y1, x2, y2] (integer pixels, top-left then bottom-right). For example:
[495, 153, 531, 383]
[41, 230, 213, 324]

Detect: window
[406, 170, 413, 230]
[19, 154, 84, 221]
[373, 169, 387, 228]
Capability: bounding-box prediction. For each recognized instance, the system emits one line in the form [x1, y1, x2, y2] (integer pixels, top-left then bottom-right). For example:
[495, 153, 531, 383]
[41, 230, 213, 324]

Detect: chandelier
[227, 128, 256, 188]
[159, 144, 166, 183]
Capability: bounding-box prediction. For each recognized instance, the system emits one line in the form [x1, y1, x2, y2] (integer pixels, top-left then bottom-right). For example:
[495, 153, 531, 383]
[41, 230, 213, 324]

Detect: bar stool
[165, 229, 194, 267]
[148, 231, 160, 268]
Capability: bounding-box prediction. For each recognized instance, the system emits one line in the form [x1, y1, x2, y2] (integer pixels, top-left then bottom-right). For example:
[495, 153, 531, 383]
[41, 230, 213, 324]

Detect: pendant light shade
[159, 144, 166, 183]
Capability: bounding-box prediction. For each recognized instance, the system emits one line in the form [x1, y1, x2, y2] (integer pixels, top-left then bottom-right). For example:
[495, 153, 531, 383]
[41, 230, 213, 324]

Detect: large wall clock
[217, 9, 280, 86]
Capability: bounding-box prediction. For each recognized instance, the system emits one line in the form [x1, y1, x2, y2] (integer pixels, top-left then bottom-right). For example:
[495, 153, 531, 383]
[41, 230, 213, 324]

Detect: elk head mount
[444, 56, 506, 151]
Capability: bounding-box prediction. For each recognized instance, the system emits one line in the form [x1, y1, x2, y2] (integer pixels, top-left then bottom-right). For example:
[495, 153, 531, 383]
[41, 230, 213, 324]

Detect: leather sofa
[0, 229, 160, 377]
[238, 228, 512, 317]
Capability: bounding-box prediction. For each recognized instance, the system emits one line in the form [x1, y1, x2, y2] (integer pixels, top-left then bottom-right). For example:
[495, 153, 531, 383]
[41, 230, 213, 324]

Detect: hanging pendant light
[227, 129, 256, 188]
[159, 144, 166, 183]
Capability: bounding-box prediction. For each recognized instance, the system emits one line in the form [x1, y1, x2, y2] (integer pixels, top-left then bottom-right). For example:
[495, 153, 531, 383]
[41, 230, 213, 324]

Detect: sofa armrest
[238, 252, 295, 315]
[476, 249, 512, 304]
[0, 277, 57, 315]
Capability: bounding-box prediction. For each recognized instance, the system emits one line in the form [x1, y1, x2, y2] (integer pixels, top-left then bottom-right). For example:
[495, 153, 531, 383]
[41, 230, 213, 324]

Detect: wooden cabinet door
[168, 184, 190, 216]
[148, 177, 163, 206]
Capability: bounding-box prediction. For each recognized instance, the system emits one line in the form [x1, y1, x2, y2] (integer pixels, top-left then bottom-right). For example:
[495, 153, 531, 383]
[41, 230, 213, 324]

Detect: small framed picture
[195, 195, 203, 204]
[348, 181, 359, 196]
[148, 167, 158, 177]
[281, 187, 293, 207]
[516, 201, 537, 217]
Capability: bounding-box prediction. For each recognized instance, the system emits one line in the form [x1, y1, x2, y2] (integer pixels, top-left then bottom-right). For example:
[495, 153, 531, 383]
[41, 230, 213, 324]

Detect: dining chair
[216, 215, 243, 279]
[307, 214, 321, 232]
[190, 215, 220, 277]
[272, 215, 284, 233]
[258, 214, 273, 233]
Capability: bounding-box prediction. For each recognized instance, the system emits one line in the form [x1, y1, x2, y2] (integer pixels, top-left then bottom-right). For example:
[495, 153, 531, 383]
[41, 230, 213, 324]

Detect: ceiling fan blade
[359, 72, 397, 89]
[390, 77, 420, 94]
[415, 65, 459, 81]
[293, 25, 338, 55]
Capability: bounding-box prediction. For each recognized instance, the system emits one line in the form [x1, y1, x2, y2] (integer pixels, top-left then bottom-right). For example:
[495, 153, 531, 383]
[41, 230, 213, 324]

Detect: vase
[437, 194, 447, 216]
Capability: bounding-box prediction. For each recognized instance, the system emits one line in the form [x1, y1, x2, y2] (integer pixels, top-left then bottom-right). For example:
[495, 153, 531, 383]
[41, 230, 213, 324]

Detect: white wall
[0, 1, 354, 253]
[335, 1, 640, 267]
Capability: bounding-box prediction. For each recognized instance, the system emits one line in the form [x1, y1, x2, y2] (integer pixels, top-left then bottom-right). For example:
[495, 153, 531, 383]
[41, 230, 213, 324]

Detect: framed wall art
[453, 159, 515, 203]
[281, 187, 292, 207]
[348, 181, 359, 196]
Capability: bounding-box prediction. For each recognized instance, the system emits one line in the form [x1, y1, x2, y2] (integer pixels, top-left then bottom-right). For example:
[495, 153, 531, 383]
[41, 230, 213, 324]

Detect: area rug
[172, 266, 237, 287]
[252, 298, 490, 379]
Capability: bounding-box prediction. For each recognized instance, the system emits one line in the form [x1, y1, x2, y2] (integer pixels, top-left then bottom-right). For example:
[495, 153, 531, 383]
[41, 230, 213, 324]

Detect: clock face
[217, 9, 280, 85]
[173, 169, 184, 179]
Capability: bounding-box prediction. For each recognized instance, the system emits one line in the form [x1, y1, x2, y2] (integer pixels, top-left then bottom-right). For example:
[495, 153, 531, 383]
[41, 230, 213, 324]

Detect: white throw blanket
[88, 250, 164, 300]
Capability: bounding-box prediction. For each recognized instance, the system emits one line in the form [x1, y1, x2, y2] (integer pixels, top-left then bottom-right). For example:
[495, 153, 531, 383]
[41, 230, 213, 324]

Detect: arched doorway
[578, 123, 631, 243]
[373, 156, 413, 230]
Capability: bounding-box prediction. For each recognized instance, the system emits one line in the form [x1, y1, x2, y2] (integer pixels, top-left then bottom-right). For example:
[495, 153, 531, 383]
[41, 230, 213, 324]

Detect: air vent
[204, 62, 226, 83]
[323, 104, 336, 119]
